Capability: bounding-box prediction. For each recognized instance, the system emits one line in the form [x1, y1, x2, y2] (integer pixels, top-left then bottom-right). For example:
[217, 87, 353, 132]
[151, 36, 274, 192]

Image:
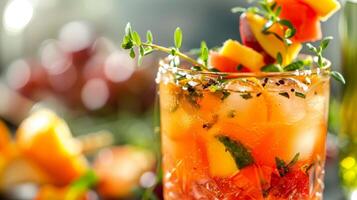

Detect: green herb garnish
[306, 36, 346, 84]
[122, 23, 207, 69]
[306, 36, 333, 68]
[279, 92, 290, 98]
[262, 64, 282, 72]
[275, 153, 300, 177]
[216, 135, 254, 169]
[241, 93, 253, 100]
[295, 92, 306, 99]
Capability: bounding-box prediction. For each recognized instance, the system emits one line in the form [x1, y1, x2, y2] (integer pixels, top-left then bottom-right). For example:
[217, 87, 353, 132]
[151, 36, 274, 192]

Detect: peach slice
[206, 136, 238, 178]
[299, 0, 341, 21]
[245, 12, 302, 65]
[16, 109, 88, 185]
[220, 39, 265, 72]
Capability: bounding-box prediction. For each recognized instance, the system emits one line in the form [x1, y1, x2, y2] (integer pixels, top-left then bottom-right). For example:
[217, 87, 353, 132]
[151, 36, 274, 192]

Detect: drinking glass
[157, 59, 330, 200]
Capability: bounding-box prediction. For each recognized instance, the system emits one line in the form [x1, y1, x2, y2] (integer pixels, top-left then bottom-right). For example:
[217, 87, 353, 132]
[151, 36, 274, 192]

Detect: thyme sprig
[307, 36, 346, 84]
[121, 23, 208, 70]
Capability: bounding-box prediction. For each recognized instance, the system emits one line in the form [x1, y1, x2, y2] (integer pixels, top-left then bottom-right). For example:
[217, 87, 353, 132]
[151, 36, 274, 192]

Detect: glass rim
[159, 55, 331, 79]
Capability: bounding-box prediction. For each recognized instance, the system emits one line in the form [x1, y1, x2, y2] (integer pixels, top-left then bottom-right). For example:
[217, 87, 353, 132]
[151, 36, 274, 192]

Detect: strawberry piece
[269, 170, 309, 199]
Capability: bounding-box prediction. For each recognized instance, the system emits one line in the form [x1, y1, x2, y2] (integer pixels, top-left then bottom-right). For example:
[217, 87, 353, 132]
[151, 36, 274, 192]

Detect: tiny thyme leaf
[146, 30, 153, 44]
[174, 27, 183, 49]
[130, 48, 136, 58]
[132, 31, 142, 45]
[262, 64, 282, 72]
[276, 52, 283, 65]
[279, 92, 290, 98]
[284, 60, 305, 71]
[200, 41, 209, 66]
[221, 91, 231, 100]
[331, 71, 346, 84]
[241, 93, 253, 100]
[216, 135, 254, 169]
[231, 7, 246, 13]
[125, 22, 132, 36]
[306, 43, 317, 53]
[287, 153, 300, 168]
[321, 36, 333, 50]
[295, 92, 306, 99]
[275, 153, 300, 177]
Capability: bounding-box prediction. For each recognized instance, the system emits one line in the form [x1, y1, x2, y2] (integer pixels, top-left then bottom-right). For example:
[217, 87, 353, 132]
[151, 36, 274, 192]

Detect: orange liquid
[159, 68, 330, 200]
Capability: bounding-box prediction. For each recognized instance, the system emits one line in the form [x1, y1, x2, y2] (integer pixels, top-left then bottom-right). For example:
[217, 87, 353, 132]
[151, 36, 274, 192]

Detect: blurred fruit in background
[5, 21, 157, 113]
[93, 146, 156, 198]
[16, 109, 89, 186]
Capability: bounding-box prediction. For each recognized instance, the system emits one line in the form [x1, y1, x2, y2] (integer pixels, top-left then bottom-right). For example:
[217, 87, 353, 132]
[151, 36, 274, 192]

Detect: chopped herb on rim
[279, 92, 290, 98]
[241, 93, 253, 100]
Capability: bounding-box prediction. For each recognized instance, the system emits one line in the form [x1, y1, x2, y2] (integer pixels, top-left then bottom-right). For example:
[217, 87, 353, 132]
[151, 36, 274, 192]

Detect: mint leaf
[216, 135, 254, 169]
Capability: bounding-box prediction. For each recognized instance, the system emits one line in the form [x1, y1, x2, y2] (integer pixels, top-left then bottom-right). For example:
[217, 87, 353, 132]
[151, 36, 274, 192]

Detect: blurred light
[92, 37, 117, 55]
[6, 60, 31, 90]
[104, 52, 135, 83]
[140, 171, 156, 188]
[352, 190, 357, 200]
[341, 157, 356, 170]
[59, 21, 94, 52]
[40, 40, 71, 75]
[3, 0, 34, 34]
[81, 78, 109, 110]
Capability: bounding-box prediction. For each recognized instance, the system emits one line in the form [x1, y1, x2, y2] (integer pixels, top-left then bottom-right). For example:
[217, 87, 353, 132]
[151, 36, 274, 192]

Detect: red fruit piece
[276, 0, 322, 43]
[269, 170, 309, 199]
[209, 51, 251, 72]
[209, 51, 239, 72]
[239, 14, 275, 64]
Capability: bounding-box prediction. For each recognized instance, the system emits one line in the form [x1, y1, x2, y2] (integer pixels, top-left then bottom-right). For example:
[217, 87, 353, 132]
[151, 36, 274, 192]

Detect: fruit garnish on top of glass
[121, 0, 344, 199]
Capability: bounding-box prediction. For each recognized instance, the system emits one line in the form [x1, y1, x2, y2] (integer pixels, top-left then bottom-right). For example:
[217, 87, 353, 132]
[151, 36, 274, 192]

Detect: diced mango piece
[299, 0, 341, 21]
[220, 39, 265, 72]
[246, 13, 302, 66]
[206, 136, 238, 178]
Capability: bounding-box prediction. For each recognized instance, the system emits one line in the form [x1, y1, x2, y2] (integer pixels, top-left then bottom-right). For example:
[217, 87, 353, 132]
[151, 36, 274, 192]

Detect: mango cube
[220, 39, 265, 72]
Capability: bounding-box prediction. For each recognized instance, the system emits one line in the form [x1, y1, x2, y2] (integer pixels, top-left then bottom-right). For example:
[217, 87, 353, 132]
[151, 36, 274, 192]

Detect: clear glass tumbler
[158, 60, 330, 200]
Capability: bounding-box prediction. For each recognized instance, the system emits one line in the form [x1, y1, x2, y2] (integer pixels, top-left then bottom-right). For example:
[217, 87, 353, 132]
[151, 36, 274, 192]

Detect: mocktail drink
[158, 64, 330, 200]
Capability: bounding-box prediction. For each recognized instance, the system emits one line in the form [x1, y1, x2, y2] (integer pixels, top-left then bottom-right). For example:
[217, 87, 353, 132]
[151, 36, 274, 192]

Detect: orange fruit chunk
[220, 39, 265, 72]
[245, 12, 302, 65]
[298, 0, 341, 21]
[16, 109, 88, 186]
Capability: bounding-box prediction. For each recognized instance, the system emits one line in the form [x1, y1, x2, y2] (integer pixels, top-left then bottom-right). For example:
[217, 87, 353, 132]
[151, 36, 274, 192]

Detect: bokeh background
[0, 0, 354, 199]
